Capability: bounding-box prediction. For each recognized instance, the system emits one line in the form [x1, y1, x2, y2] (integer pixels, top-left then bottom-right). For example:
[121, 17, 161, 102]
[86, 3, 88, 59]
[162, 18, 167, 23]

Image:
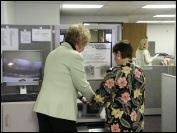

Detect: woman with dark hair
[92, 40, 146, 132]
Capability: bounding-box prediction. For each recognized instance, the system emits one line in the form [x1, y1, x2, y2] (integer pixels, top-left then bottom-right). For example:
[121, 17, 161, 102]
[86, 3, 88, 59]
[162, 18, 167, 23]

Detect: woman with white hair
[34, 24, 95, 132]
[136, 37, 159, 66]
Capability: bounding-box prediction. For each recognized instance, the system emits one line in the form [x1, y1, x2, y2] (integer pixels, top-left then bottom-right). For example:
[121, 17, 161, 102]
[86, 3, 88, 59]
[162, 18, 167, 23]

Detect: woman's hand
[80, 96, 90, 104]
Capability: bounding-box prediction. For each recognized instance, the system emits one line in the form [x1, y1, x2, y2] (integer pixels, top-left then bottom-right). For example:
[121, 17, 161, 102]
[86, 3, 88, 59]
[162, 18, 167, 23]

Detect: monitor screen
[2, 50, 42, 86]
[60, 34, 64, 42]
[106, 33, 112, 42]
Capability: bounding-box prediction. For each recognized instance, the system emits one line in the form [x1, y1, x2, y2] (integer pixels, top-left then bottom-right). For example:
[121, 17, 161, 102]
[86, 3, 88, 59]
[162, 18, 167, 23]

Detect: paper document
[20, 30, 31, 44]
[32, 29, 51, 41]
[82, 43, 111, 80]
[1, 28, 19, 51]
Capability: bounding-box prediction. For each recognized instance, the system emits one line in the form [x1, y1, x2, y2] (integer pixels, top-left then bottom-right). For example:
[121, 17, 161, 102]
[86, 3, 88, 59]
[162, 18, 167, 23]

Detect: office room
[1, 1, 176, 132]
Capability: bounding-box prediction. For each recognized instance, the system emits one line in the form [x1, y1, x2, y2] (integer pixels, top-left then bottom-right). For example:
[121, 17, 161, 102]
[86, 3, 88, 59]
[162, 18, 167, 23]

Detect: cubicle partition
[142, 65, 176, 115]
[1, 24, 54, 96]
[161, 73, 176, 132]
[169, 65, 176, 76]
[1, 26, 54, 95]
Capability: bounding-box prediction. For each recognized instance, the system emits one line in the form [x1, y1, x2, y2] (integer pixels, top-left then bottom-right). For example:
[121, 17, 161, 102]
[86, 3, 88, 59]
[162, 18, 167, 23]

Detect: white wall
[15, 3, 60, 25]
[1, 1, 7, 24]
[1, 1, 16, 24]
[7, 1, 16, 24]
[60, 15, 128, 24]
[147, 24, 175, 56]
[175, 22, 176, 65]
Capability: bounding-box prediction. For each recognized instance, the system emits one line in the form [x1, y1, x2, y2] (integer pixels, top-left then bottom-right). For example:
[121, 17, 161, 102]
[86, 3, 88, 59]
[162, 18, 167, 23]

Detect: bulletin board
[1, 24, 54, 94]
[1, 24, 55, 74]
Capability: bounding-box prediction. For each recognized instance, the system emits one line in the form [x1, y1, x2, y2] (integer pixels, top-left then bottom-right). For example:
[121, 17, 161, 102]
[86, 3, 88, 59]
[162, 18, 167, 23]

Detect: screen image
[60, 34, 64, 42]
[2, 50, 42, 84]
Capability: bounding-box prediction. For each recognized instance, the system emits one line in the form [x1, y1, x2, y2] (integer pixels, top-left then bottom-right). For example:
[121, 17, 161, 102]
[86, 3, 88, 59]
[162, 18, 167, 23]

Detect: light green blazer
[34, 42, 95, 121]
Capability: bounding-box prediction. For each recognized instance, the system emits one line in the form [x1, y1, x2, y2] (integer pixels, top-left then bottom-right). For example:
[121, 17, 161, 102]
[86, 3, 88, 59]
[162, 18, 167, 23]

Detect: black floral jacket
[93, 63, 146, 132]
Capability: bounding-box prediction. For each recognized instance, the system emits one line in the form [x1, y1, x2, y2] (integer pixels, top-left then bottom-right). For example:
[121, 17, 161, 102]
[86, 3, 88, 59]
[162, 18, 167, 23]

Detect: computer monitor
[2, 50, 42, 88]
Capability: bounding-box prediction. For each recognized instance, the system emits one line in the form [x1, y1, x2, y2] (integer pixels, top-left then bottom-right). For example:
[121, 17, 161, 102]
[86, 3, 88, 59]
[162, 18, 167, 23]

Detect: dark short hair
[113, 40, 133, 59]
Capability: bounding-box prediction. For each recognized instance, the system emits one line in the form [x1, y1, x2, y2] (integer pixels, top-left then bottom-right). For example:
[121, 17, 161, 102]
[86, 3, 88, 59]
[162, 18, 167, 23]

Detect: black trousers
[36, 113, 77, 132]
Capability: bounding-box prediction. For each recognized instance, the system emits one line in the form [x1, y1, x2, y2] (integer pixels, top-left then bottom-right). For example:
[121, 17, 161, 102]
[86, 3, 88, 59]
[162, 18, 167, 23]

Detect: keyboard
[1, 93, 38, 102]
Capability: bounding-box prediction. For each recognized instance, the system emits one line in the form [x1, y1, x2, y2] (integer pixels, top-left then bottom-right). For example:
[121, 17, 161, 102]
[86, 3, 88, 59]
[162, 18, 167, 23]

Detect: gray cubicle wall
[88, 80, 102, 92]
[161, 74, 176, 132]
[142, 66, 169, 114]
[169, 65, 176, 76]
[1, 24, 54, 94]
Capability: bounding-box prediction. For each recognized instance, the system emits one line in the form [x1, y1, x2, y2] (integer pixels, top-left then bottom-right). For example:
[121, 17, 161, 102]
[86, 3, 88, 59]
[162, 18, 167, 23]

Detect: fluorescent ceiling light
[136, 21, 176, 23]
[142, 5, 176, 9]
[62, 4, 103, 8]
[154, 15, 176, 17]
